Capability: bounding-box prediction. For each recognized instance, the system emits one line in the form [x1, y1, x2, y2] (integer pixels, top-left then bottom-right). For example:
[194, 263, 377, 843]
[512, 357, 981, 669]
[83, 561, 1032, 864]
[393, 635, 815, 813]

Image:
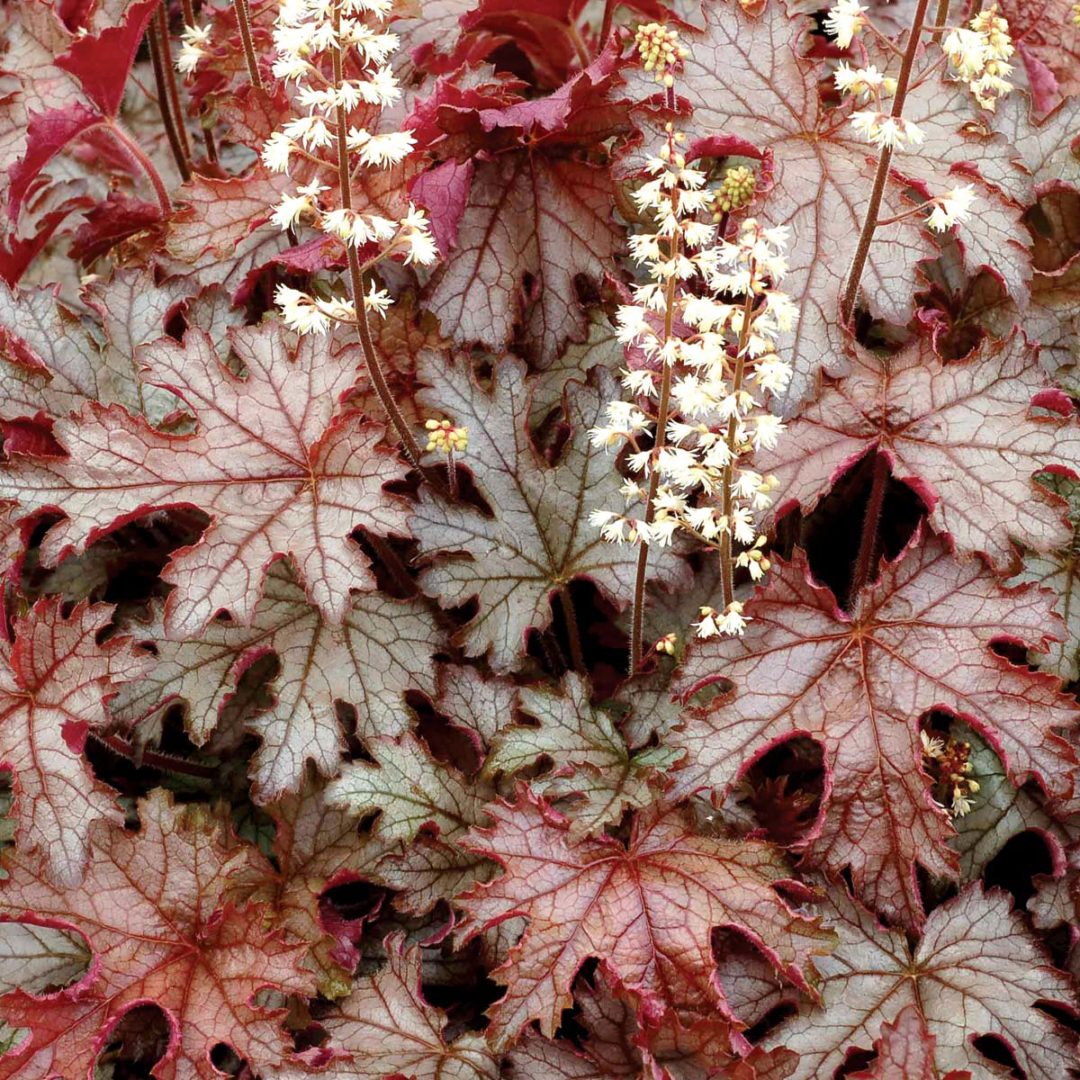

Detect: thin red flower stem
[839, 0, 933, 325]
[849, 450, 890, 603]
[719, 277, 759, 610]
[176, 0, 220, 164]
[147, 17, 192, 182]
[155, 4, 193, 164]
[330, 5, 425, 469]
[233, 0, 264, 89]
[629, 249, 680, 670]
[106, 120, 173, 212]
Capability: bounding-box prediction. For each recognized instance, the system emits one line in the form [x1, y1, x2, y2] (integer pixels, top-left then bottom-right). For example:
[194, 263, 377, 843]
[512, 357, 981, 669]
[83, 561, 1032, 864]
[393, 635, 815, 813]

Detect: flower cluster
[942, 5, 1014, 110]
[633, 22, 688, 87]
[832, 57, 923, 150]
[262, 0, 437, 335]
[589, 122, 794, 640]
[921, 731, 981, 818]
[424, 418, 469, 454]
[177, 22, 212, 76]
[713, 166, 756, 215]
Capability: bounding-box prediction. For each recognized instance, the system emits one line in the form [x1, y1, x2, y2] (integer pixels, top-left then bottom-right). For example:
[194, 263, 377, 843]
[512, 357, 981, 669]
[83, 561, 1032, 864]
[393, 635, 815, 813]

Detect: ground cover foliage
[0, 0, 1078, 1076]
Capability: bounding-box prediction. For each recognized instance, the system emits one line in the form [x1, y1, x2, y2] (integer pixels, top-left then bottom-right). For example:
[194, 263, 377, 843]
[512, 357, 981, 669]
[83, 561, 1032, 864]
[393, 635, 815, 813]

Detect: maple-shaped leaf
[327, 733, 484, 845]
[505, 972, 795, 1080]
[530, 306, 622, 426]
[317, 934, 498, 1078]
[766, 884, 1077, 1080]
[456, 790, 834, 1049]
[52, 0, 156, 117]
[112, 564, 443, 802]
[68, 191, 162, 265]
[1008, 473, 1080, 681]
[423, 50, 626, 361]
[0, 269, 189, 427]
[425, 153, 620, 363]
[0, 322, 411, 637]
[164, 170, 292, 266]
[917, 235, 1080, 378]
[992, 92, 1080, 193]
[344, 668, 511, 915]
[0, 598, 149, 887]
[673, 533, 1080, 930]
[0, 4, 85, 197]
[847, 1005, 968, 1080]
[623, 2, 1032, 411]
[757, 333, 1080, 570]
[485, 674, 676, 837]
[0, 791, 313, 1080]
[1029, 843, 1080, 935]
[227, 780, 373, 997]
[434, 661, 517, 748]
[411, 358, 686, 672]
[6, 0, 162, 223]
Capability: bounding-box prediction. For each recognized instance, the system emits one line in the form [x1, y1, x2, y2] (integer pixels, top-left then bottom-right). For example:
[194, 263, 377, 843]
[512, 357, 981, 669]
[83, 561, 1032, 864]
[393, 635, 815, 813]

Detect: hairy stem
[155, 4, 193, 164]
[330, 8, 425, 468]
[560, 584, 586, 673]
[91, 732, 218, 780]
[233, 0, 264, 88]
[598, 0, 616, 50]
[179, 0, 219, 163]
[849, 450, 890, 604]
[147, 15, 192, 182]
[839, 0, 933, 325]
[106, 121, 173, 212]
[719, 277, 759, 609]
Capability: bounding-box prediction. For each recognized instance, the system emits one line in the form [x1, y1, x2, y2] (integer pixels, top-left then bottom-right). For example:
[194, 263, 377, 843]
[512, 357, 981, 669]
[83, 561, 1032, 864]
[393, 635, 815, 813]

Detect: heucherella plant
[261, 0, 438, 463]
[0, 0, 1079, 1076]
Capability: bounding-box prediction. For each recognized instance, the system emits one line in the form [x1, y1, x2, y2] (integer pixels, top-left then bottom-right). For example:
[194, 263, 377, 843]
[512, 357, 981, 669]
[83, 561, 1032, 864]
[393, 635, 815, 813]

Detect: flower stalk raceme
[262, 0, 438, 466]
[592, 26, 795, 658]
[834, 0, 1015, 322]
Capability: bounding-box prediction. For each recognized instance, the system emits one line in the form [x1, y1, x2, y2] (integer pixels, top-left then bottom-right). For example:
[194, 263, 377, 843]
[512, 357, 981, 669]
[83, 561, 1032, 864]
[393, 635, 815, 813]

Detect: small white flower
[943, 27, 989, 80]
[850, 111, 925, 149]
[283, 114, 335, 150]
[347, 128, 417, 167]
[926, 184, 977, 232]
[824, 0, 868, 48]
[275, 285, 330, 335]
[272, 191, 317, 231]
[363, 280, 393, 317]
[261, 132, 295, 174]
[752, 413, 785, 451]
[834, 61, 886, 98]
[398, 204, 438, 266]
